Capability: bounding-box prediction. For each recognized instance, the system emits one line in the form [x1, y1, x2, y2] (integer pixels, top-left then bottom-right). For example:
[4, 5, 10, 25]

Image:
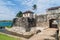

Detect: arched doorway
[49, 19, 58, 28]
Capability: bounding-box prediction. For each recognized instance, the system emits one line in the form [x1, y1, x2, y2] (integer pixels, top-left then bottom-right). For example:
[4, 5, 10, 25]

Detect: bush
[6, 26, 12, 28]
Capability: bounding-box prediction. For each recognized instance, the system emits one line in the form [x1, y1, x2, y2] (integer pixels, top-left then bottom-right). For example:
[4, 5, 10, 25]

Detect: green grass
[0, 33, 21, 40]
[6, 26, 12, 28]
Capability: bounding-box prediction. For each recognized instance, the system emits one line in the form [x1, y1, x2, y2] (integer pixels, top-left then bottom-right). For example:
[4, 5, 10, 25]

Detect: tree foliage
[16, 11, 23, 17]
[33, 4, 37, 10]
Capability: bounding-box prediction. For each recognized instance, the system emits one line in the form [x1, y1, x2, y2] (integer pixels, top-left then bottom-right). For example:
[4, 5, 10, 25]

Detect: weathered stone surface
[6, 27, 47, 38]
[29, 28, 58, 40]
[59, 27, 60, 36]
[13, 17, 36, 31]
[11, 10, 60, 39]
[6, 27, 36, 38]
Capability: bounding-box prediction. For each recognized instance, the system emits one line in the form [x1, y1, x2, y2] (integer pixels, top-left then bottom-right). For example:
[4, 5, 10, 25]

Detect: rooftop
[23, 11, 34, 14]
[47, 6, 60, 11]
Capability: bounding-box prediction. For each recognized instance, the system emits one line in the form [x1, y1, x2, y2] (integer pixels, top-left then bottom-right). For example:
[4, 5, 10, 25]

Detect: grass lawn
[0, 33, 21, 40]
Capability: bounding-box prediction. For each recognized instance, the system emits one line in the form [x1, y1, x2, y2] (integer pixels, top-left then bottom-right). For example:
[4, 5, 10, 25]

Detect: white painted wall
[23, 13, 33, 18]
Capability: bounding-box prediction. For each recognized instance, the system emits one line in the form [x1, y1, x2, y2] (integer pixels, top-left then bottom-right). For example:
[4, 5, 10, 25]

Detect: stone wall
[58, 15, 60, 36]
[13, 17, 36, 32]
[36, 15, 48, 28]
[13, 13, 60, 36]
[47, 13, 60, 37]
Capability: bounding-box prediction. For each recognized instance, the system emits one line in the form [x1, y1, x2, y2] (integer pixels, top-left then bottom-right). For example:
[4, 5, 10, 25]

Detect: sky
[0, 0, 60, 20]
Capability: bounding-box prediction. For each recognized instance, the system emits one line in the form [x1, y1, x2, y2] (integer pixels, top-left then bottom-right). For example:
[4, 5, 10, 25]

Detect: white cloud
[22, 0, 34, 6]
[16, 0, 60, 14]
[0, 0, 16, 20]
[15, 0, 51, 13]
[0, 13, 15, 20]
[0, 0, 60, 20]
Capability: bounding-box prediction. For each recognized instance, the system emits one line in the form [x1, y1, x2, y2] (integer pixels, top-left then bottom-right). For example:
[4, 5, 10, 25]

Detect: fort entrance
[49, 19, 58, 28]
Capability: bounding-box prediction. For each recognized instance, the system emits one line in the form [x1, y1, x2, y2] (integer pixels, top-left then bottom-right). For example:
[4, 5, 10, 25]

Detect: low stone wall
[5, 27, 36, 38]
[5, 27, 47, 38]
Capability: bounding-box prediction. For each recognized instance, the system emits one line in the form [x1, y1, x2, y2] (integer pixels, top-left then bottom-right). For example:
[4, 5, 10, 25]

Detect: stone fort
[8, 6, 60, 38]
[13, 7, 60, 29]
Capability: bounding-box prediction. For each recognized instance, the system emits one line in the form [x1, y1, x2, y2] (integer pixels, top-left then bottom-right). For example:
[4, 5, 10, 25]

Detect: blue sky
[0, 0, 60, 20]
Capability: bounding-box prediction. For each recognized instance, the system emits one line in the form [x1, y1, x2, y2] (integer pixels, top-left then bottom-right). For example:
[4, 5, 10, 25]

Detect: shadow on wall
[13, 18, 18, 26]
[25, 18, 36, 32]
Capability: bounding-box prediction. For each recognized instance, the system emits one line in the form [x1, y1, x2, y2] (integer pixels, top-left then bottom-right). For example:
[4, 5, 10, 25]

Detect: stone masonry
[6, 7, 60, 39]
[13, 17, 36, 32]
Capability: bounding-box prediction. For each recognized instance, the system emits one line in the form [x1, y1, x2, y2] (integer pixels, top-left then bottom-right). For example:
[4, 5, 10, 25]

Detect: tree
[33, 4, 37, 10]
[16, 11, 23, 17]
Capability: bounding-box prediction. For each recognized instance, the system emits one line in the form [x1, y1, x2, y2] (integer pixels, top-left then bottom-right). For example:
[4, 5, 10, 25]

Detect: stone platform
[29, 28, 58, 40]
[5, 27, 47, 38]
[6, 27, 59, 40]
